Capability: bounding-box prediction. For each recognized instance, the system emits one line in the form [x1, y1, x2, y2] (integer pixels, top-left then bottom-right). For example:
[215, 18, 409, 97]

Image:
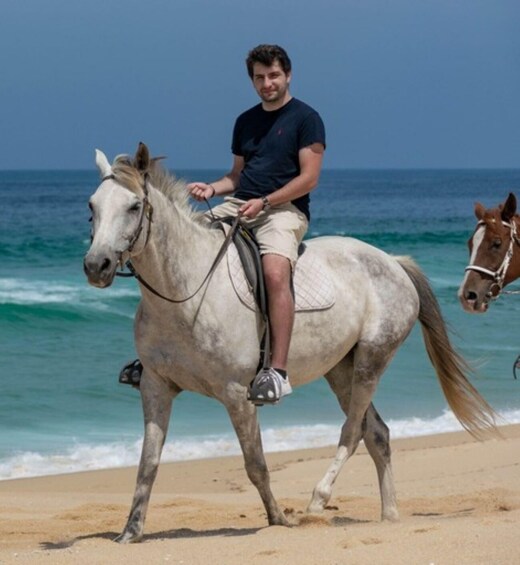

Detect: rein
[464, 219, 520, 299]
[114, 177, 241, 304]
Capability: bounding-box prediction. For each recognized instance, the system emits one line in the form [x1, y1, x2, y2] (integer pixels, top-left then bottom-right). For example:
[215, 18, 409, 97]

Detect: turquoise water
[1, 168, 519, 479]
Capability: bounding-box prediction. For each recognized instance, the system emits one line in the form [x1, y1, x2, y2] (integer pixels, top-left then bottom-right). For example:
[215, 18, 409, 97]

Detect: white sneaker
[247, 368, 293, 405]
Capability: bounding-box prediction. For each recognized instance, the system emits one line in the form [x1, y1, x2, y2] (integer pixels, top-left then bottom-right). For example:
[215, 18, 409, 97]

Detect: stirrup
[119, 359, 143, 388]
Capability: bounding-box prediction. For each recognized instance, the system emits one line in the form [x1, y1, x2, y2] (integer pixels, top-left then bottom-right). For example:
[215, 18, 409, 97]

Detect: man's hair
[246, 44, 292, 79]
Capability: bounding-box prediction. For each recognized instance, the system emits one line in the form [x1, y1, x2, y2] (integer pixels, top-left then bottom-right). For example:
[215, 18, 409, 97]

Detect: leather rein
[110, 173, 240, 304]
[464, 218, 520, 299]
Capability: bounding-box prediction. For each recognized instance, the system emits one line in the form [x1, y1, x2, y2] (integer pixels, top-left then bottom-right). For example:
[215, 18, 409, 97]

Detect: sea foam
[1, 408, 518, 481]
[0, 277, 138, 306]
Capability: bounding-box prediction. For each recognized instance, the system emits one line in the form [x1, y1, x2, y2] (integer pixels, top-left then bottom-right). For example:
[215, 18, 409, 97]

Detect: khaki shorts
[207, 197, 308, 269]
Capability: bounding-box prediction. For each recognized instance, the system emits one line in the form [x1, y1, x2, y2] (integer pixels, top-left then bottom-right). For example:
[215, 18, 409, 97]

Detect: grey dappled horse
[84, 143, 496, 543]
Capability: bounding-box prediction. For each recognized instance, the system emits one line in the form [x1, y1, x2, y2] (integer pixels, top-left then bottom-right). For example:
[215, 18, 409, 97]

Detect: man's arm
[188, 155, 244, 201]
[239, 142, 324, 218]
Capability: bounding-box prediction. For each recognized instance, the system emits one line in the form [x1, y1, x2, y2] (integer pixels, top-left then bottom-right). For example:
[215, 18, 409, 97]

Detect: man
[188, 44, 326, 405]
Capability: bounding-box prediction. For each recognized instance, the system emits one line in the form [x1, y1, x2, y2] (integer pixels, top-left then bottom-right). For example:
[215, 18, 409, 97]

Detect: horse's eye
[492, 238, 502, 249]
[129, 202, 141, 213]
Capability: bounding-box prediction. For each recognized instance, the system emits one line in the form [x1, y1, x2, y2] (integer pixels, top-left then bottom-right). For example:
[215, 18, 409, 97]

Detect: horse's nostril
[465, 290, 477, 301]
[101, 257, 111, 272]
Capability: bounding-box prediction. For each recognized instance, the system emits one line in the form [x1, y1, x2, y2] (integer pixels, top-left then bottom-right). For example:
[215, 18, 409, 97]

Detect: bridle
[465, 218, 520, 380]
[104, 173, 240, 304]
[100, 172, 154, 256]
[464, 217, 520, 380]
[464, 218, 520, 299]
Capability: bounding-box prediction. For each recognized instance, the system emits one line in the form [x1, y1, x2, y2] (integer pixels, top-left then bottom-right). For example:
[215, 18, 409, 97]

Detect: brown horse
[458, 192, 520, 313]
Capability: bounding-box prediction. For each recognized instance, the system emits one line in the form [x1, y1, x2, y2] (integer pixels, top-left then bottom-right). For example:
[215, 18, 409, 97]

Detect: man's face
[251, 61, 291, 106]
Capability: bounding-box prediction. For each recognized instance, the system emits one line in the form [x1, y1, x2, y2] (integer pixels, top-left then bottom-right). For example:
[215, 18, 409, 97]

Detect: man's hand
[239, 198, 264, 219]
[187, 182, 215, 202]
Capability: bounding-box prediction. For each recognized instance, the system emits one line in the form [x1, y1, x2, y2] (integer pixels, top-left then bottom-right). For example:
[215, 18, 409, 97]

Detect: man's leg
[262, 253, 294, 370]
[244, 202, 307, 405]
[247, 253, 294, 405]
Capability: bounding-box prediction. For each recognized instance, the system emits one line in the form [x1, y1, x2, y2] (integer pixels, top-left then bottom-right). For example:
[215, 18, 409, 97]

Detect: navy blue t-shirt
[232, 98, 326, 220]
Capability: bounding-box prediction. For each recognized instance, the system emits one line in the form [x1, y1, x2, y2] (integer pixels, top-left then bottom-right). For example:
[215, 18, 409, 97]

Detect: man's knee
[262, 254, 292, 292]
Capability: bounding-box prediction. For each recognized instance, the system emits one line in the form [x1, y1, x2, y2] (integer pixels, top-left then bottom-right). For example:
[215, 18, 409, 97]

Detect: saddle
[213, 217, 335, 370]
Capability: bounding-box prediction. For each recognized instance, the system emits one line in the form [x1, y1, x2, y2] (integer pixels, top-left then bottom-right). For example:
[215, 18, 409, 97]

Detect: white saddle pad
[226, 243, 335, 312]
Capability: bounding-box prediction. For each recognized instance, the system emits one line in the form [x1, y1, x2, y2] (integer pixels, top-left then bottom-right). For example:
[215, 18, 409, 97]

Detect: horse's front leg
[223, 383, 289, 527]
[115, 373, 179, 543]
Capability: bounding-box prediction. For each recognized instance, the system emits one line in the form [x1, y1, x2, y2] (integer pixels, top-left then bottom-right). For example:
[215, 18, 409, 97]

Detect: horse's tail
[396, 256, 498, 439]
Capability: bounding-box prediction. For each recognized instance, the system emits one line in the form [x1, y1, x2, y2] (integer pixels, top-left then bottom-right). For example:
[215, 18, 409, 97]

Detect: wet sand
[0, 424, 519, 564]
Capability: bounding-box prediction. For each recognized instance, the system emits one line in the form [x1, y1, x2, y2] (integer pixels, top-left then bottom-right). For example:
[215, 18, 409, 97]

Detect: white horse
[84, 143, 496, 543]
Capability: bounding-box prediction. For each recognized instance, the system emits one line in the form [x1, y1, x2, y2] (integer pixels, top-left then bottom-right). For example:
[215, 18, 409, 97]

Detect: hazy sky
[1, 0, 519, 170]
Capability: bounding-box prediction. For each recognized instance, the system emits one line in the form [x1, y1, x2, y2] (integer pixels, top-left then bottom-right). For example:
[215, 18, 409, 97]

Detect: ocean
[1, 168, 519, 481]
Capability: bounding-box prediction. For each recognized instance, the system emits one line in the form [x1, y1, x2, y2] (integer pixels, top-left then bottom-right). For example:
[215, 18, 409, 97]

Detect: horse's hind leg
[116, 373, 179, 543]
[308, 344, 397, 520]
[364, 404, 398, 521]
[223, 385, 289, 526]
[307, 357, 354, 514]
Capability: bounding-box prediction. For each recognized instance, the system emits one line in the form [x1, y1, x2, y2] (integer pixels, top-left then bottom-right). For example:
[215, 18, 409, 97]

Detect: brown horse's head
[458, 192, 518, 313]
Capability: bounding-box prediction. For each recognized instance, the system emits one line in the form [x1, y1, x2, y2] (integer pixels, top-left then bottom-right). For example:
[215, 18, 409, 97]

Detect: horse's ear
[474, 202, 485, 221]
[95, 149, 112, 178]
[134, 142, 150, 173]
[500, 192, 517, 222]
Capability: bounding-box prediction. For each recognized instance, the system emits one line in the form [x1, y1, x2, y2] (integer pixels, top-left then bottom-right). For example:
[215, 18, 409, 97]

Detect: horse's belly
[288, 302, 363, 383]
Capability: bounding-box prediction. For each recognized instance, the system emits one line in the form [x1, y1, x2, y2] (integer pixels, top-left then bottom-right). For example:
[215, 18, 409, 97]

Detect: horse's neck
[131, 187, 222, 302]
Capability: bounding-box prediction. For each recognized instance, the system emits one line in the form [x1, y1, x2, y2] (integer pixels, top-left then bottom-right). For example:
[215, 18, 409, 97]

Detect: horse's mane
[110, 155, 205, 226]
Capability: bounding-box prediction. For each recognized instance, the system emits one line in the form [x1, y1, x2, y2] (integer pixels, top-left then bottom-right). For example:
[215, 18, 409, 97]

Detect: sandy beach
[0, 424, 519, 564]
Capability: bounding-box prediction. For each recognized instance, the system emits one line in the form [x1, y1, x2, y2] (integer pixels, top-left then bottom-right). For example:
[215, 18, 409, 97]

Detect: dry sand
[0, 424, 519, 564]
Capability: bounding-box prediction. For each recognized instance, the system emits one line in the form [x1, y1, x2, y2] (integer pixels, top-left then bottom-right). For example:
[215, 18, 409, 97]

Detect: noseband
[464, 219, 519, 299]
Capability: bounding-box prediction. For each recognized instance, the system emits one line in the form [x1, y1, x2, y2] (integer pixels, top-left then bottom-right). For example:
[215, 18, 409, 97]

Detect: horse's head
[458, 192, 517, 313]
[83, 143, 153, 288]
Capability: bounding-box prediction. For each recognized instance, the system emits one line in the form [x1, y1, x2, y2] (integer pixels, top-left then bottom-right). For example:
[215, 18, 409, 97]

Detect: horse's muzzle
[83, 252, 116, 288]
[458, 291, 489, 314]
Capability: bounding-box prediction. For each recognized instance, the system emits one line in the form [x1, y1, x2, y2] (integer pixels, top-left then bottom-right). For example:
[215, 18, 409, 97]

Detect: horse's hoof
[382, 509, 399, 522]
[269, 515, 290, 527]
[114, 531, 143, 544]
[306, 502, 325, 514]
[306, 485, 330, 514]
